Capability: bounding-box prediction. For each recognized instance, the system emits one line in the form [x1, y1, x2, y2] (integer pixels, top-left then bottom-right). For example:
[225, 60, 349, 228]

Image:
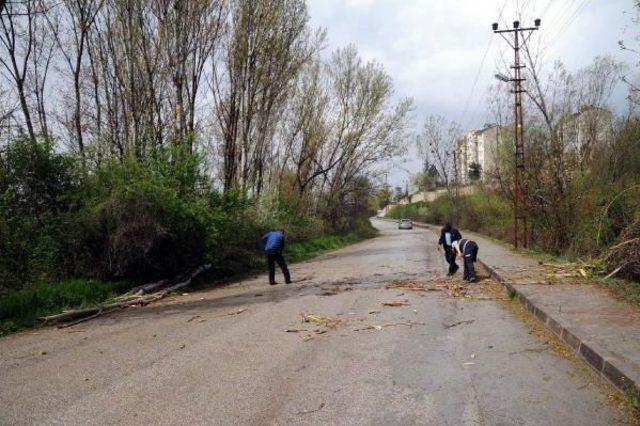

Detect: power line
[461, 0, 509, 130]
[461, 34, 494, 128]
[520, 0, 534, 19]
[540, 0, 555, 20]
[546, 0, 591, 47]
[545, 0, 578, 34]
[498, 0, 510, 28]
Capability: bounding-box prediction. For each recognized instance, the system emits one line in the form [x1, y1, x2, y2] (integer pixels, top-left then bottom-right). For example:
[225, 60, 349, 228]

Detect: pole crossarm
[493, 27, 539, 34]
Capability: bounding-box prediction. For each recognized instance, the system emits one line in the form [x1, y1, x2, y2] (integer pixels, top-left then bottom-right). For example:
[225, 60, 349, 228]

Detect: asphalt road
[0, 219, 631, 425]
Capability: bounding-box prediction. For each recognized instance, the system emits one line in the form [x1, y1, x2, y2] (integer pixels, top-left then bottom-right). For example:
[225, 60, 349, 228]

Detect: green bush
[0, 137, 77, 288]
[72, 150, 213, 280]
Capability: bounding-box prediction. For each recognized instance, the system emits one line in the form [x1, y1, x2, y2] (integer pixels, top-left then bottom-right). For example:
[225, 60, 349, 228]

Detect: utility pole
[452, 149, 459, 199]
[492, 18, 540, 248]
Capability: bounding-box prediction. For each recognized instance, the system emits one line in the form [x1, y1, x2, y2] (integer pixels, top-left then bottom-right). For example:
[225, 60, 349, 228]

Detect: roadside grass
[516, 245, 579, 264]
[599, 277, 640, 306]
[627, 389, 640, 414]
[0, 231, 374, 337]
[0, 279, 129, 336]
[286, 233, 368, 263]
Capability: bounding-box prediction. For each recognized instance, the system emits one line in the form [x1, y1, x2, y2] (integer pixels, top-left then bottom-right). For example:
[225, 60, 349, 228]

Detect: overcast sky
[307, 0, 639, 187]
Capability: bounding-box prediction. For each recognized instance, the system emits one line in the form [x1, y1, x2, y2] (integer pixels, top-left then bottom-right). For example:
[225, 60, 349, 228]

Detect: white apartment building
[558, 106, 614, 160]
[455, 124, 501, 185]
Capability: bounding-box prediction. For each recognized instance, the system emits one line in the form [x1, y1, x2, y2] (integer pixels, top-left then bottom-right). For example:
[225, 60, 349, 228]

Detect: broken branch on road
[444, 319, 475, 329]
[40, 264, 212, 327]
[353, 320, 425, 332]
[296, 402, 325, 415]
[381, 299, 410, 307]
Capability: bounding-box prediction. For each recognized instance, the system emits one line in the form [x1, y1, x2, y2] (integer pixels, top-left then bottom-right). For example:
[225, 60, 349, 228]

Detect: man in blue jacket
[262, 228, 291, 285]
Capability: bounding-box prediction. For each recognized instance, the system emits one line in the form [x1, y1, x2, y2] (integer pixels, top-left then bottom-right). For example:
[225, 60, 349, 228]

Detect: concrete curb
[479, 259, 640, 400]
[375, 217, 640, 399]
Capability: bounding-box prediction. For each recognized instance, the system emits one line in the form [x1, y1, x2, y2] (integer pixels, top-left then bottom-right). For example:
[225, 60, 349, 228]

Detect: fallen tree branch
[603, 266, 623, 280]
[57, 309, 104, 329]
[353, 320, 425, 331]
[40, 264, 212, 326]
[444, 319, 475, 329]
[116, 278, 170, 299]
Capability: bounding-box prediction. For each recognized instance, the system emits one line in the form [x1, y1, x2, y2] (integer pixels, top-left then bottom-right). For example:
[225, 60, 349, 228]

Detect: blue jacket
[262, 231, 285, 252]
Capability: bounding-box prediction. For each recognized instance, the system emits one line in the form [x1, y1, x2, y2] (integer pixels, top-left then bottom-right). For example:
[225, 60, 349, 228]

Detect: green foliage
[73, 150, 213, 279]
[412, 162, 440, 191]
[0, 279, 128, 335]
[286, 233, 367, 263]
[370, 186, 392, 210]
[386, 191, 512, 242]
[0, 137, 77, 287]
[0, 136, 377, 335]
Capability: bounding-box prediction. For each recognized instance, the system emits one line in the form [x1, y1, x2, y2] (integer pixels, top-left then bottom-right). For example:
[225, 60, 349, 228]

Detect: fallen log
[116, 278, 170, 300]
[57, 309, 104, 329]
[42, 294, 160, 324]
[603, 265, 623, 280]
[40, 264, 212, 326]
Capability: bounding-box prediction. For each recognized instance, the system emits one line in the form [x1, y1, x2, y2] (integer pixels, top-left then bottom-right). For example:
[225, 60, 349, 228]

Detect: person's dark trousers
[444, 246, 459, 275]
[462, 242, 479, 281]
[266, 250, 291, 284]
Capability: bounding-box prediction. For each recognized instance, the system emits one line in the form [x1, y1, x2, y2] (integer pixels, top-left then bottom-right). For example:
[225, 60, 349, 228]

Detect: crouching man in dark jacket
[262, 228, 291, 285]
[438, 222, 462, 275]
[452, 238, 479, 283]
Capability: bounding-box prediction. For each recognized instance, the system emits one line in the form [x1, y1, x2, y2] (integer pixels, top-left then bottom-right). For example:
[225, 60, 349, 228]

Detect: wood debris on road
[444, 319, 475, 329]
[296, 402, 325, 415]
[386, 280, 429, 292]
[353, 320, 425, 332]
[301, 313, 342, 328]
[381, 299, 410, 307]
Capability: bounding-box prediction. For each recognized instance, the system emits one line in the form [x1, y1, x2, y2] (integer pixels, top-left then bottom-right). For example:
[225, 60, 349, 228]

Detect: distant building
[455, 124, 502, 185]
[557, 106, 614, 160]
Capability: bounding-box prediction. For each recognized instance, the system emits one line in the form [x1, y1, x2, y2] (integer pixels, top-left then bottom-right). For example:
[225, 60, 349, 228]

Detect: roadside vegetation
[0, 0, 408, 334]
[386, 192, 513, 243]
[383, 3, 640, 286]
[0, 229, 373, 336]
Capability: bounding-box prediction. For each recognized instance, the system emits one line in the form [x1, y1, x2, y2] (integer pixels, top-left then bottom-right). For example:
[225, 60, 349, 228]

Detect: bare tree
[210, 0, 322, 193]
[489, 38, 624, 250]
[276, 58, 329, 195]
[45, 0, 103, 155]
[153, 0, 226, 147]
[317, 46, 411, 222]
[416, 115, 461, 200]
[0, 0, 38, 142]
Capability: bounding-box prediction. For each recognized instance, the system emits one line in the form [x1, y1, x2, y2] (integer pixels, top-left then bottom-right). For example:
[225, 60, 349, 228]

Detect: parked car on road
[398, 219, 413, 230]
